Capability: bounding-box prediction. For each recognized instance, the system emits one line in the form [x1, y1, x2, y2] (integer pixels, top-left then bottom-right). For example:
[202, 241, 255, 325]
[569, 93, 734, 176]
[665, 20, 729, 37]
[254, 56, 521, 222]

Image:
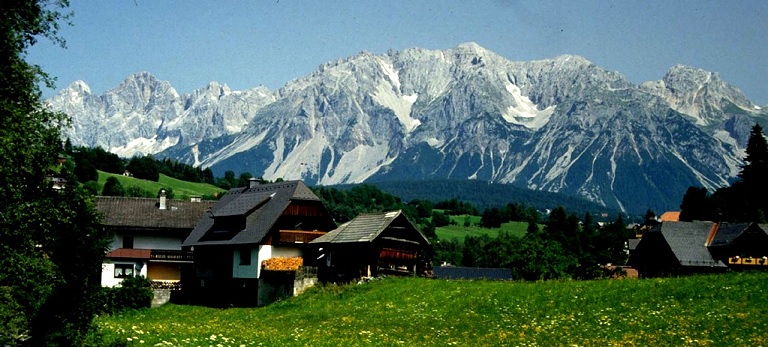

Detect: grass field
[97, 171, 223, 199]
[435, 214, 530, 241]
[97, 272, 767, 346]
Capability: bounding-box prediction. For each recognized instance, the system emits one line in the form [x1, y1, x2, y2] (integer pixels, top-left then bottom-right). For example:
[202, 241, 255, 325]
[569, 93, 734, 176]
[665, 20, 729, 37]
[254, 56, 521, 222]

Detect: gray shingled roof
[95, 196, 215, 230]
[212, 191, 273, 217]
[183, 180, 323, 247]
[311, 210, 429, 245]
[658, 221, 725, 267]
[709, 223, 751, 247]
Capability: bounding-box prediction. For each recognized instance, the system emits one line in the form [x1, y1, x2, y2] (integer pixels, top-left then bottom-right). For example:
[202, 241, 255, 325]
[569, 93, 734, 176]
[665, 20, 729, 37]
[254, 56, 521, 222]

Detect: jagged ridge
[46, 43, 768, 214]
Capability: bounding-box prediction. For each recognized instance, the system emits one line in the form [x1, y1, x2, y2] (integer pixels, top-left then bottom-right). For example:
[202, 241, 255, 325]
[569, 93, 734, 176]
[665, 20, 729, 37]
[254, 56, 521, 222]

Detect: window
[239, 247, 251, 266]
[114, 264, 134, 278]
[123, 235, 134, 249]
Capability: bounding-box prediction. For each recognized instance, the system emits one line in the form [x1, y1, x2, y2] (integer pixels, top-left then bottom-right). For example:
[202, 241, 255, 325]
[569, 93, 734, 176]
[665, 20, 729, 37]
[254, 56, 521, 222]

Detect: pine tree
[738, 124, 768, 222]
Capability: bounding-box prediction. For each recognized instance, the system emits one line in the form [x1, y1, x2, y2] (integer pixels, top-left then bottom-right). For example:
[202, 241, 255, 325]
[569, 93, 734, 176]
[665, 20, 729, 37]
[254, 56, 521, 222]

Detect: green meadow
[97, 171, 223, 199]
[98, 272, 767, 346]
[435, 214, 530, 241]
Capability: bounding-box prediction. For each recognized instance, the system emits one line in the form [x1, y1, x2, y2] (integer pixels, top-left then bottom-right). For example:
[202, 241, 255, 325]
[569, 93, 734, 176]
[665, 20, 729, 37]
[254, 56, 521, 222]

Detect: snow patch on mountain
[324, 143, 397, 185]
[426, 137, 442, 147]
[378, 59, 401, 90]
[110, 135, 179, 158]
[502, 83, 555, 129]
[263, 135, 332, 181]
[372, 60, 421, 132]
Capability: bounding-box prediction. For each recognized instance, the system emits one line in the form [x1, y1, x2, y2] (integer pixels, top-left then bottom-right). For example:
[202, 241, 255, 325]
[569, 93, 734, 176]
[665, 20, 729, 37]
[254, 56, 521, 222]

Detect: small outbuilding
[311, 210, 431, 282]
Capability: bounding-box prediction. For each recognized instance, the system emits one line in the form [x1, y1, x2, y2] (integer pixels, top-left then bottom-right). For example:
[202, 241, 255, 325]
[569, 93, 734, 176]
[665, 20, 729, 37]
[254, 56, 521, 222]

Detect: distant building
[659, 211, 681, 222]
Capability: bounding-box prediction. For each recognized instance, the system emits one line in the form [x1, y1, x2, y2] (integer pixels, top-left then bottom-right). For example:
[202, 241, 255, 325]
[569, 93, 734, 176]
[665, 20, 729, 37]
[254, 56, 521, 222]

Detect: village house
[628, 221, 768, 277]
[182, 179, 337, 307]
[95, 192, 215, 288]
[310, 210, 432, 282]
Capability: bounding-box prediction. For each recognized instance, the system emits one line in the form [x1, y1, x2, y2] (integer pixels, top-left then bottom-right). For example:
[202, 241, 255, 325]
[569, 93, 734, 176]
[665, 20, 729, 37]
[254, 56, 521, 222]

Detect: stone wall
[152, 289, 171, 308]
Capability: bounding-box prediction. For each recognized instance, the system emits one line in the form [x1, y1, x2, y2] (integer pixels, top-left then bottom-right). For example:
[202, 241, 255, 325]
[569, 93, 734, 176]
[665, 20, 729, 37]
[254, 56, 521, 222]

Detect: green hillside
[435, 215, 530, 241]
[97, 272, 767, 346]
[97, 171, 224, 199]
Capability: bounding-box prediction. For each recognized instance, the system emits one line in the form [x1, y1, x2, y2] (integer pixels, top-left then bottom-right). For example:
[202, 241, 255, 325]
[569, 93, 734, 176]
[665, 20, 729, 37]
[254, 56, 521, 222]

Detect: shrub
[98, 276, 153, 315]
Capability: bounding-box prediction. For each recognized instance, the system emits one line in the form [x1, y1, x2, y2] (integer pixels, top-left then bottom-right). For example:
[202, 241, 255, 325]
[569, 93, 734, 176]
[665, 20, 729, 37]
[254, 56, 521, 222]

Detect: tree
[432, 238, 462, 266]
[0, 1, 111, 345]
[480, 207, 504, 228]
[237, 171, 254, 187]
[126, 155, 159, 181]
[217, 170, 238, 189]
[431, 210, 451, 227]
[738, 124, 768, 222]
[679, 186, 713, 222]
[102, 177, 125, 196]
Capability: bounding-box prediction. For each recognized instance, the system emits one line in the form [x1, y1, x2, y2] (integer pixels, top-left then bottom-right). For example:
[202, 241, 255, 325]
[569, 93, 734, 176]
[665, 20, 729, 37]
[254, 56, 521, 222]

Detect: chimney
[248, 178, 259, 189]
[159, 189, 167, 210]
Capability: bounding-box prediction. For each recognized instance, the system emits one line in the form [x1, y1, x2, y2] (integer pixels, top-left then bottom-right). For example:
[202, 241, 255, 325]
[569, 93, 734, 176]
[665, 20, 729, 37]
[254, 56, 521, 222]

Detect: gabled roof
[95, 196, 215, 230]
[311, 210, 429, 245]
[654, 221, 725, 268]
[211, 191, 274, 217]
[183, 180, 323, 247]
[708, 222, 751, 247]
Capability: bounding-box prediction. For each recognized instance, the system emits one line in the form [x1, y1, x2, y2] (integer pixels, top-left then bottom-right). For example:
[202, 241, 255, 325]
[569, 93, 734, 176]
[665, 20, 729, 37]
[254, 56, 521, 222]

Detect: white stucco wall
[134, 237, 180, 250]
[100, 261, 148, 287]
[111, 234, 181, 251]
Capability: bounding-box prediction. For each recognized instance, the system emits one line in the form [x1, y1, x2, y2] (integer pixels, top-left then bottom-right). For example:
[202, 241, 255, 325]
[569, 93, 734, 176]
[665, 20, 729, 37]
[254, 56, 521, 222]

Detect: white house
[95, 194, 215, 287]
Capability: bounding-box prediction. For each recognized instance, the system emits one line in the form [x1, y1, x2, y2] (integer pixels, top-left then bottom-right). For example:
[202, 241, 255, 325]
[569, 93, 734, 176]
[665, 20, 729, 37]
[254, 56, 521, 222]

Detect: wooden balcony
[150, 249, 194, 262]
[278, 230, 327, 244]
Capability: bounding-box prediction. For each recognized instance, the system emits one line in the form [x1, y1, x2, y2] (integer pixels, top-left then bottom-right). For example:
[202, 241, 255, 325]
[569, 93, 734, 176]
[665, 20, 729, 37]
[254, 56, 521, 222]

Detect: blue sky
[28, 1, 768, 104]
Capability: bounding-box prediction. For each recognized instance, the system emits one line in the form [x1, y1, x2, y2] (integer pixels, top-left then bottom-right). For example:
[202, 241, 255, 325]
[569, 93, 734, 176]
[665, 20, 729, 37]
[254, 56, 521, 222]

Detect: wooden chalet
[628, 221, 727, 277]
[95, 194, 215, 287]
[629, 221, 768, 277]
[310, 210, 431, 282]
[707, 222, 768, 268]
[182, 179, 337, 306]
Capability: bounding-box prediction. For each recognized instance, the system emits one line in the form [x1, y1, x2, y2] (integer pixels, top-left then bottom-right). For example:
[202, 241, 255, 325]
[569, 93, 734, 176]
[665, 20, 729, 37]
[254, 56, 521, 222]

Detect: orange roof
[659, 211, 681, 222]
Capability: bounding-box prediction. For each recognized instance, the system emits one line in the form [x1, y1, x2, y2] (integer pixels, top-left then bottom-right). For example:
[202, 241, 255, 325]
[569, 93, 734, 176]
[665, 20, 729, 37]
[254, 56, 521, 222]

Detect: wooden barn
[628, 221, 727, 277]
[628, 220, 768, 277]
[310, 210, 431, 282]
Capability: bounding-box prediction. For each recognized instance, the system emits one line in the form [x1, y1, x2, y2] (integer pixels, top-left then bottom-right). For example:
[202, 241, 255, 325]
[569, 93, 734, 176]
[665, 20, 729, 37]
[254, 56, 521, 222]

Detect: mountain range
[46, 42, 768, 214]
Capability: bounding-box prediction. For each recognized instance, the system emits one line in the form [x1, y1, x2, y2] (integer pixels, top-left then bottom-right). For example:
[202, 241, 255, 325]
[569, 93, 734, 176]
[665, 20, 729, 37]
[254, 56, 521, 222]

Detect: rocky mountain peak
[641, 64, 757, 126]
[65, 80, 91, 94]
[47, 44, 768, 214]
